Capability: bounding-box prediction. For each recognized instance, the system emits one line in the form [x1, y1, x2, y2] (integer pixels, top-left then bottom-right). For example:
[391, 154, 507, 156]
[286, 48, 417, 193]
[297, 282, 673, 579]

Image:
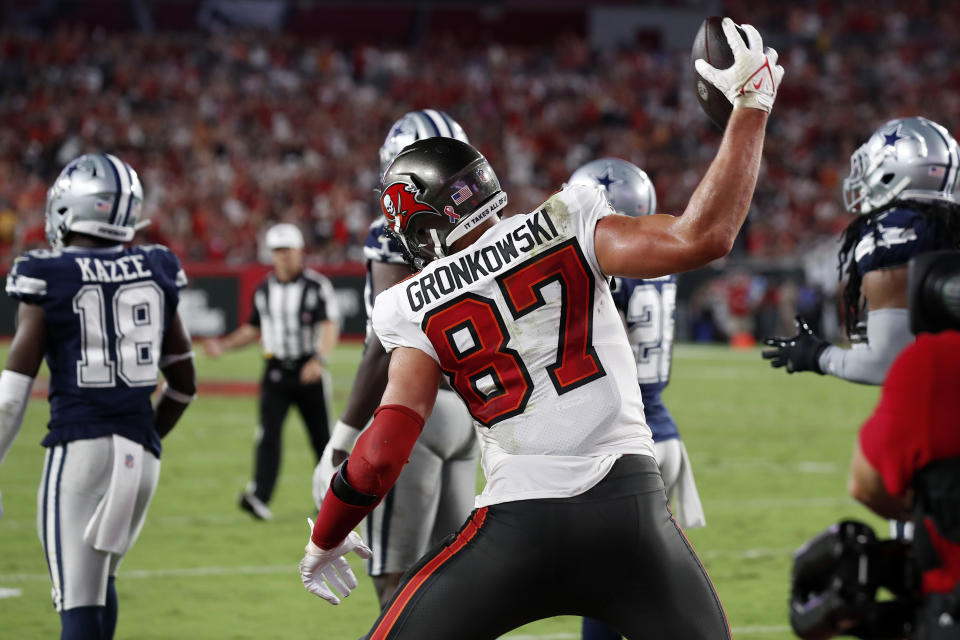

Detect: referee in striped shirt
[205, 223, 340, 520]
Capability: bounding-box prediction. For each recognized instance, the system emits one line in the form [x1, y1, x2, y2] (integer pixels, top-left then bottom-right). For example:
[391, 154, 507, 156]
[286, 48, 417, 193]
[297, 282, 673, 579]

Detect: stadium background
[0, 0, 953, 638]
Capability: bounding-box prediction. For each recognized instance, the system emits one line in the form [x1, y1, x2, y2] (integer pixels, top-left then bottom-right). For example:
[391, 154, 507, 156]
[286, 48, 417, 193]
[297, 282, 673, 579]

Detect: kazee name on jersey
[406, 209, 560, 311]
[75, 255, 153, 283]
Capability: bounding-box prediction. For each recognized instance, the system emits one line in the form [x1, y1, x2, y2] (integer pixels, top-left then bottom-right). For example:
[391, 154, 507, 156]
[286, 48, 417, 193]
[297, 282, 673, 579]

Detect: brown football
[691, 16, 747, 130]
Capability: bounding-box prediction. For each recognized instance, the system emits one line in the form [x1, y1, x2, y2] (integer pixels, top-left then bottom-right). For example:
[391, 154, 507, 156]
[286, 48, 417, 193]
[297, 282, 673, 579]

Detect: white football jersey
[373, 184, 655, 507]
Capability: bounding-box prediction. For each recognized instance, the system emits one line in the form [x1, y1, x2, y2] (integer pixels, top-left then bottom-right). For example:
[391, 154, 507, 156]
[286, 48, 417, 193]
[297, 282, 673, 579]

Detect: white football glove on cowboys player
[312, 420, 362, 509]
[695, 18, 784, 113]
[300, 525, 373, 605]
[311, 449, 337, 510]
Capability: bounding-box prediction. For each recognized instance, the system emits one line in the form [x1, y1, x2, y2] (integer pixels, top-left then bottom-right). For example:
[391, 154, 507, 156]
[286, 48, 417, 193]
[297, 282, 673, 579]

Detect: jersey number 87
[422, 240, 606, 427]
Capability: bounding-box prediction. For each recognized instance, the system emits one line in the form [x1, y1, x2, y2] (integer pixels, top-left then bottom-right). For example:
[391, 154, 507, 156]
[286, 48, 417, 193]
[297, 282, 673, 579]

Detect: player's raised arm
[154, 311, 197, 439]
[595, 19, 783, 279]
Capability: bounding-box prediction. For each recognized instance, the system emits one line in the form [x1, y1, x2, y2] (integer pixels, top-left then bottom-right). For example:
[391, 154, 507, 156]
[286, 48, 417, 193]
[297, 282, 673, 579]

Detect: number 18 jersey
[6, 244, 187, 457]
[373, 185, 655, 508]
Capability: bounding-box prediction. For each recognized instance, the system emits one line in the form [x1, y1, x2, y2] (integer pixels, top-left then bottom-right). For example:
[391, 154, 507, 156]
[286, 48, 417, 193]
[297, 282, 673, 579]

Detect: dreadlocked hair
[837, 200, 960, 336]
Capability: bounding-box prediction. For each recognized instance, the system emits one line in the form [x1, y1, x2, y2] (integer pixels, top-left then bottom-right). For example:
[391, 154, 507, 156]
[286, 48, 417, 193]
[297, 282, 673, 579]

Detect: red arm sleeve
[311, 404, 425, 549]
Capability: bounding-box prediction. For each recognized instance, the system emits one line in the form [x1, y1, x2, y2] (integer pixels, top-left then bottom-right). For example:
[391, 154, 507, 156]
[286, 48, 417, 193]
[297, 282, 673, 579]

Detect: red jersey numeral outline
[421, 238, 606, 427]
[496, 238, 605, 393]
[422, 294, 533, 426]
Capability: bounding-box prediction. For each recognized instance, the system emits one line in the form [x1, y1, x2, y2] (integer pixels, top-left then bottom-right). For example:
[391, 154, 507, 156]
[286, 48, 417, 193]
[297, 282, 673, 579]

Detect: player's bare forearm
[680, 107, 767, 254]
[5, 303, 46, 377]
[337, 259, 412, 430]
[154, 387, 191, 439]
[339, 335, 391, 431]
[595, 108, 768, 278]
[156, 313, 196, 438]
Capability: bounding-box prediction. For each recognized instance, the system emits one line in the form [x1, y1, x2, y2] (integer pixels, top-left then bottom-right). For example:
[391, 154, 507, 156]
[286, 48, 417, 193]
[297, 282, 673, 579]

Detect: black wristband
[331, 460, 379, 506]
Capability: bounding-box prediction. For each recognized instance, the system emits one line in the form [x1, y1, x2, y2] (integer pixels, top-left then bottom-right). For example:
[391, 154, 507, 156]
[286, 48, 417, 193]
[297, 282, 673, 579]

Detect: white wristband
[161, 382, 196, 405]
[328, 420, 362, 451]
[159, 351, 195, 368]
[0, 370, 35, 466]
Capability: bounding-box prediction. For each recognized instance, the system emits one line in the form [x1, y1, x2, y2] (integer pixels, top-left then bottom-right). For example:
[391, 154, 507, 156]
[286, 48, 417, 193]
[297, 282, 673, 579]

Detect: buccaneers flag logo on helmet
[381, 182, 436, 233]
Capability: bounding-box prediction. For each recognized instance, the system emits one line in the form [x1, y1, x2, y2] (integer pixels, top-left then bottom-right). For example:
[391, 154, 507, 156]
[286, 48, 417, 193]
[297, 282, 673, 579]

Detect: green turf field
[0, 342, 886, 639]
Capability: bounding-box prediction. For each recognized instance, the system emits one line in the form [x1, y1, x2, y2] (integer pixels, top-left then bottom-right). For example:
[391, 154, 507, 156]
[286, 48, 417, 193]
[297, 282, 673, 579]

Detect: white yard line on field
[0, 587, 22, 599]
[0, 545, 799, 585]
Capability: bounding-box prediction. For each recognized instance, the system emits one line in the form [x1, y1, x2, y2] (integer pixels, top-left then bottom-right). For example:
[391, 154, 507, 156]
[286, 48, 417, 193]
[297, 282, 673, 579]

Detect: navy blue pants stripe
[54, 444, 67, 601]
[41, 447, 54, 584]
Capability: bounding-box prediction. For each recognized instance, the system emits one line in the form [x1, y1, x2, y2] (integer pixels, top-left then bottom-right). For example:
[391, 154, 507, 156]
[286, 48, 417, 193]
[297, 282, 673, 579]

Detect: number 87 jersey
[6, 244, 187, 457]
[373, 185, 656, 508]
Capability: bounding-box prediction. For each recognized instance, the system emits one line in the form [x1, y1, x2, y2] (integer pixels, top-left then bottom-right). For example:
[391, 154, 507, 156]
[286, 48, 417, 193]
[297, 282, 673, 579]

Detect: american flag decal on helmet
[451, 184, 472, 205]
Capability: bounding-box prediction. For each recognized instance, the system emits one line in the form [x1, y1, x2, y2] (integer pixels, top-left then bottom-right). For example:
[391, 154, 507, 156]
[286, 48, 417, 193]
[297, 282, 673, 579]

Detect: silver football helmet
[842, 117, 960, 215]
[45, 153, 145, 248]
[568, 158, 657, 217]
[379, 109, 469, 177]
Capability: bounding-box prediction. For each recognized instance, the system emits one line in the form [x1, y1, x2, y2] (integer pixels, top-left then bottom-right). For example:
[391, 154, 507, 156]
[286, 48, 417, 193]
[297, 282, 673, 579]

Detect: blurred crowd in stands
[0, 1, 955, 338]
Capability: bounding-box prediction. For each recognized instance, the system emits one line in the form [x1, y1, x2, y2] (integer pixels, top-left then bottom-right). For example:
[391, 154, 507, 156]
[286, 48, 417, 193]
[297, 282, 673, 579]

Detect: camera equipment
[790, 520, 920, 640]
[908, 251, 960, 334]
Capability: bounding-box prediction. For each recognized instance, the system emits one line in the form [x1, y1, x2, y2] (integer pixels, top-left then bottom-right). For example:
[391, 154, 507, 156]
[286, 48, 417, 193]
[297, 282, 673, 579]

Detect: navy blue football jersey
[362, 218, 408, 337]
[854, 207, 953, 276]
[5, 244, 187, 456]
[611, 275, 679, 442]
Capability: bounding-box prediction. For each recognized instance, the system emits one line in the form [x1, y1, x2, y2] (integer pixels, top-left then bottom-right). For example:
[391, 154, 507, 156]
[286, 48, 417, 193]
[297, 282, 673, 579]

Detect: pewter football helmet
[568, 158, 657, 217]
[843, 117, 960, 215]
[45, 153, 145, 248]
[379, 109, 469, 177]
[380, 138, 505, 270]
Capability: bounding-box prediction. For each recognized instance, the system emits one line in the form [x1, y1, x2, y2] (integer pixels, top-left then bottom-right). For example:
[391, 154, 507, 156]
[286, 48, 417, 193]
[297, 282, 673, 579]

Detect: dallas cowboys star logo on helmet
[882, 124, 904, 148]
[594, 164, 623, 192]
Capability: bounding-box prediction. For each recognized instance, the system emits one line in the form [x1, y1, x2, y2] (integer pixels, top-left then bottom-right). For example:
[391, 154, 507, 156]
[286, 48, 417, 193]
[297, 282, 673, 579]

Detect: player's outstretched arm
[596, 20, 781, 280]
[0, 303, 46, 517]
[763, 270, 912, 383]
[303, 347, 439, 603]
[155, 312, 197, 439]
[595, 107, 768, 279]
[817, 270, 912, 384]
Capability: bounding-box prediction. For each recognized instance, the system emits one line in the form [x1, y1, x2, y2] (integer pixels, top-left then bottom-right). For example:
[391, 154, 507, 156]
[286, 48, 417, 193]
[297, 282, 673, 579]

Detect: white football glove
[311, 448, 337, 510]
[312, 421, 362, 509]
[299, 530, 373, 605]
[694, 18, 784, 113]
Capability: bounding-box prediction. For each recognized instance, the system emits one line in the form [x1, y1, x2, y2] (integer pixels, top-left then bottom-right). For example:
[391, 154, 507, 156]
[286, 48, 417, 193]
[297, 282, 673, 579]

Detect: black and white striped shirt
[249, 269, 340, 360]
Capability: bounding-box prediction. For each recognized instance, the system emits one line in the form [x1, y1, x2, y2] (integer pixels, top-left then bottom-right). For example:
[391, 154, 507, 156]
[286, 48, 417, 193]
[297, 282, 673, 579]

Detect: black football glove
[762, 315, 829, 374]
